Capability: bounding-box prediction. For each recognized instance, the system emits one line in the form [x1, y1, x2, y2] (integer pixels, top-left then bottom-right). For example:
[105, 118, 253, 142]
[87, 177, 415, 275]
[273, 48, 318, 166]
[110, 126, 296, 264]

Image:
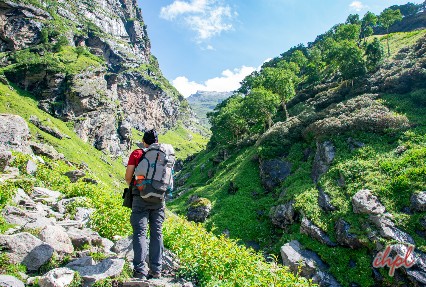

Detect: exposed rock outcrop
[259, 158, 292, 192]
[187, 197, 212, 223]
[0, 114, 32, 154]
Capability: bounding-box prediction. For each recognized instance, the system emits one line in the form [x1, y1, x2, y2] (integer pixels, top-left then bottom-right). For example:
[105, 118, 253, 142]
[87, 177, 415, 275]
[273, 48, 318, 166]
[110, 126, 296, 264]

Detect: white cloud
[160, 0, 235, 41]
[172, 66, 256, 97]
[349, 1, 366, 11]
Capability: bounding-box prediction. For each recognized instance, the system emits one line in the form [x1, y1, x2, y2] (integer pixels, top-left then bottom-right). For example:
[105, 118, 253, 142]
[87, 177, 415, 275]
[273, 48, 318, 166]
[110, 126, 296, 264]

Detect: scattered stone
[31, 187, 63, 204]
[112, 236, 134, 262]
[39, 225, 74, 255]
[352, 189, 386, 214]
[0, 232, 54, 271]
[280, 240, 341, 286]
[12, 188, 35, 207]
[101, 237, 114, 254]
[29, 115, 66, 140]
[176, 172, 191, 187]
[318, 187, 336, 212]
[259, 158, 292, 192]
[82, 178, 98, 185]
[67, 257, 125, 286]
[74, 207, 95, 226]
[395, 145, 408, 156]
[0, 275, 25, 287]
[66, 227, 103, 249]
[29, 142, 64, 160]
[335, 218, 363, 249]
[207, 169, 214, 178]
[38, 268, 75, 287]
[300, 217, 337, 247]
[270, 201, 296, 228]
[55, 197, 86, 214]
[311, 141, 335, 184]
[336, 172, 346, 188]
[369, 215, 415, 244]
[347, 137, 365, 151]
[64, 170, 86, 183]
[26, 159, 38, 175]
[66, 256, 96, 269]
[0, 151, 12, 171]
[0, 114, 32, 154]
[2, 205, 55, 229]
[411, 191, 426, 212]
[187, 198, 212, 223]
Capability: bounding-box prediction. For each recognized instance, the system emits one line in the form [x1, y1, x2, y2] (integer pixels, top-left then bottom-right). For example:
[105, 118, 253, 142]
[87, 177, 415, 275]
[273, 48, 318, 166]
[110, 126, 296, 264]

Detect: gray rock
[335, 218, 363, 249]
[39, 225, 74, 255]
[12, 188, 35, 207]
[55, 197, 86, 214]
[259, 158, 292, 192]
[187, 198, 212, 223]
[29, 115, 65, 140]
[66, 227, 103, 249]
[270, 201, 296, 228]
[0, 166, 20, 182]
[352, 189, 386, 214]
[66, 256, 96, 269]
[74, 207, 95, 225]
[411, 191, 426, 212]
[280, 240, 341, 286]
[347, 137, 365, 151]
[0, 114, 32, 154]
[0, 275, 25, 287]
[101, 237, 114, 254]
[31, 187, 62, 204]
[318, 187, 336, 212]
[112, 236, 134, 262]
[67, 258, 125, 286]
[64, 170, 86, 183]
[369, 215, 415, 245]
[300, 217, 337, 247]
[29, 142, 64, 160]
[0, 232, 54, 271]
[26, 159, 37, 175]
[38, 267, 75, 287]
[2, 205, 55, 229]
[0, 151, 12, 171]
[311, 141, 335, 183]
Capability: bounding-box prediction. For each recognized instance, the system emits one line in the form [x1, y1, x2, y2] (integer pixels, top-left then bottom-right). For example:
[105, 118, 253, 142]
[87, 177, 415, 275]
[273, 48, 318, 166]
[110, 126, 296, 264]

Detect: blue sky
[139, 0, 423, 97]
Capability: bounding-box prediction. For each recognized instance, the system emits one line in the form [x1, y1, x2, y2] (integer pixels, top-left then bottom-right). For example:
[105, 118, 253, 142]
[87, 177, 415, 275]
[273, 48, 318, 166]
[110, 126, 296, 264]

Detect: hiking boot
[133, 271, 147, 280]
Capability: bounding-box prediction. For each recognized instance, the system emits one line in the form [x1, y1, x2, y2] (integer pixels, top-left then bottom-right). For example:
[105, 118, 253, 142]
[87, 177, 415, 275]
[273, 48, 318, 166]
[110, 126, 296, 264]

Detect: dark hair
[143, 129, 158, 145]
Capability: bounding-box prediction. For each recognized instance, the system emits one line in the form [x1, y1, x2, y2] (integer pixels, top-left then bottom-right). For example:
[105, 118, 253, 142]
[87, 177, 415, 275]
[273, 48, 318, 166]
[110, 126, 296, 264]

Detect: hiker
[125, 129, 174, 280]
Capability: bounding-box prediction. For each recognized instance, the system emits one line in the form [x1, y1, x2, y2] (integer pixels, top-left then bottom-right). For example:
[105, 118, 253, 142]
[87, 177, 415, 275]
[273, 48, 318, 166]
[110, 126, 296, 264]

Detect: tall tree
[346, 14, 361, 25]
[261, 68, 298, 121]
[361, 11, 378, 44]
[379, 8, 403, 56]
[365, 37, 384, 71]
[337, 41, 366, 84]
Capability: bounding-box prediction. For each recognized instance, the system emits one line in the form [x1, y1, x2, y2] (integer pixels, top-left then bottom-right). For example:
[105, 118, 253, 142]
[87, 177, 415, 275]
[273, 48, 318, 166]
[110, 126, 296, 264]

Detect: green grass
[372, 29, 426, 58]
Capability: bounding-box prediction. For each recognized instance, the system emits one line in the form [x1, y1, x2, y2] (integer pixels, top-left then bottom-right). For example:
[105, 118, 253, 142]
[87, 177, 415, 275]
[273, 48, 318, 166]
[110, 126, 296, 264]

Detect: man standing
[125, 129, 164, 279]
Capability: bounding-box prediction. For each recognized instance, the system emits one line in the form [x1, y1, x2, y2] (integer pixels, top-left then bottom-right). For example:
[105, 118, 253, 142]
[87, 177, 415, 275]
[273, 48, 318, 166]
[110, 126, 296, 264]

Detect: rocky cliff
[0, 0, 196, 157]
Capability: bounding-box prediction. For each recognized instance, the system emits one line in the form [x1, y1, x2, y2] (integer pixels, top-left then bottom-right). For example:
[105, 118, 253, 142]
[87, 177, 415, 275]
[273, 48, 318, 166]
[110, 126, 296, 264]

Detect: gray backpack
[134, 143, 175, 202]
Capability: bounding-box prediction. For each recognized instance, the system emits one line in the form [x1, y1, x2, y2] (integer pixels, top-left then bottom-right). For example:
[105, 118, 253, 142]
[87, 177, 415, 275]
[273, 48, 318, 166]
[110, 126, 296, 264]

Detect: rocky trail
[0, 153, 194, 287]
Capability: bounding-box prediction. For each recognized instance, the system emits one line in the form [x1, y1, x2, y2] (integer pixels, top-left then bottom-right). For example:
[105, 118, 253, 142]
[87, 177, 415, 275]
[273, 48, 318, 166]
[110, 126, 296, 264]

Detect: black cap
[143, 129, 158, 145]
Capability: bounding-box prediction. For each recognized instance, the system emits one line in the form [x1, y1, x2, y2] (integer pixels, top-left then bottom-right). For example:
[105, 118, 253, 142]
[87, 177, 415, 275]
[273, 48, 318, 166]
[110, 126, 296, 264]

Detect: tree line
[207, 2, 424, 147]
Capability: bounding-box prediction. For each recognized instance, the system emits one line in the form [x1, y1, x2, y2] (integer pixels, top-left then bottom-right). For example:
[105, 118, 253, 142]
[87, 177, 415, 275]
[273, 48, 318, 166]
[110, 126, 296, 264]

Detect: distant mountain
[187, 91, 232, 127]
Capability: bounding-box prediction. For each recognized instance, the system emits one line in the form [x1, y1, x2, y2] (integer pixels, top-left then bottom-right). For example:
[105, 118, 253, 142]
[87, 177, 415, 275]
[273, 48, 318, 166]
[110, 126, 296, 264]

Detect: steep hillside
[0, 0, 199, 158]
[171, 26, 426, 287]
[187, 91, 232, 128]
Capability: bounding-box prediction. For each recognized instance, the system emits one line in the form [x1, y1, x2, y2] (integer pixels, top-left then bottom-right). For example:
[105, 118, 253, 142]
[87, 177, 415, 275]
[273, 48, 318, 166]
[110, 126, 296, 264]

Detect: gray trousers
[130, 195, 165, 275]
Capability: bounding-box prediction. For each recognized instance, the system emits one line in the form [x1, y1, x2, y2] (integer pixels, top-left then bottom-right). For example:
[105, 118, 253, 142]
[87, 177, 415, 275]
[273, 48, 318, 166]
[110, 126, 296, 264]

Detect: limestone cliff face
[0, 0, 196, 157]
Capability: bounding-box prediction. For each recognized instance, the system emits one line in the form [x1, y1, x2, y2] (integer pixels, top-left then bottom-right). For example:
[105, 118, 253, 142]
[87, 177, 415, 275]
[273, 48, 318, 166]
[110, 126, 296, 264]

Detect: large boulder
[54, 197, 86, 214]
[39, 225, 74, 255]
[0, 232, 54, 271]
[0, 275, 25, 287]
[311, 141, 335, 183]
[64, 170, 86, 183]
[318, 187, 336, 212]
[112, 236, 134, 262]
[0, 114, 32, 154]
[29, 142, 64, 160]
[281, 240, 341, 287]
[300, 217, 337, 247]
[66, 227, 103, 249]
[411, 191, 426, 212]
[67, 257, 125, 286]
[270, 201, 296, 228]
[187, 198, 212, 223]
[352, 189, 386, 214]
[31, 187, 63, 204]
[38, 268, 76, 287]
[335, 218, 363, 249]
[259, 158, 292, 192]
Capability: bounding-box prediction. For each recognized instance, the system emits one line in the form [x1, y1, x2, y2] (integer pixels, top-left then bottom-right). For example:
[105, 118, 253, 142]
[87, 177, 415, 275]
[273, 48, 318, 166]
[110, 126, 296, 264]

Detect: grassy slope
[169, 31, 426, 287]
